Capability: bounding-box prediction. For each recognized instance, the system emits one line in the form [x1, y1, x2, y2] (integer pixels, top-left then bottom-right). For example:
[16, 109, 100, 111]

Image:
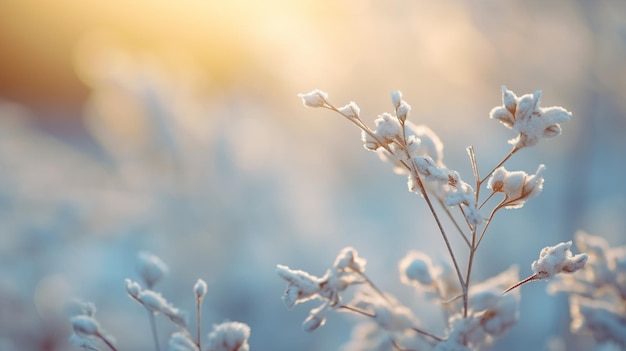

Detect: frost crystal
[531, 241, 588, 280]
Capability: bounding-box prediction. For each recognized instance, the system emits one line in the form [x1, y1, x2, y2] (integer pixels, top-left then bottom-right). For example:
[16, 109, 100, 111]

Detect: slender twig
[503, 274, 539, 294]
[96, 333, 119, 351]
[338, 304, 376, 318]
[356, 271, 391, 304]
[475, 202, 504, 249]
[467, 146, 481, 204]
[437, 198, 471, 248]
[479, 147, 519, 185]
[148, 311, 161, 351]
[196, 297, 202, 350]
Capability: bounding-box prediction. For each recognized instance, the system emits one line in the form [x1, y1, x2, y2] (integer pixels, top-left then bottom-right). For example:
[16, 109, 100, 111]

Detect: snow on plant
[69, 252, 250, 351]
[278, 87, 589, 350]
[546, 232, 626, 348]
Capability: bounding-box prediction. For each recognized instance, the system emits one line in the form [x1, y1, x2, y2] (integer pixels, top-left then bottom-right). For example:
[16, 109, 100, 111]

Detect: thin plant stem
[356, 271, 391, 305]
[479, 147, 519, 185]
[96, 333, 119, 351]
[476, 202, 505, 249]
[503, 274, 539, 294]
[464, 227, 477, 318]
[437, 198, 471, 248]
[196, 297, 202, 350]
[338, 304, 376, 318]
[338, 305, 444, 342]
[148, 311, 161, 351]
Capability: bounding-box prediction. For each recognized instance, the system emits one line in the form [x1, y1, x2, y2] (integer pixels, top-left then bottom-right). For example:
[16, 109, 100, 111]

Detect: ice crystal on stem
[531, 241, 588, 280]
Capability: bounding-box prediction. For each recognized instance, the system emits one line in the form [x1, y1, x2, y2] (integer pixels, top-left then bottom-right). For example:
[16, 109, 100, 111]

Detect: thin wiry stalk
[96, 333, 119, 351]
[355, 270, 391, 305]
[148, 311, 161, 351]
[479, 147, 518, 185]
[503, 274, 539, 294]
[437, 198, 471, 248]
[196, 297, 202, 350]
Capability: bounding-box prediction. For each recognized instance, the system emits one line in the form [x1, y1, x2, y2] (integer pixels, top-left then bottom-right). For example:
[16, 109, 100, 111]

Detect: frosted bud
[71, 315, 101, 336]
[361, 130, 381, 150]
[168, 331, 199, 351]
[276, 264, 322, 308]
[515, 91, 541, 122]
[531, 241, 589, 280]
[501, 86, 518, 114]
[302, 302, 329, 332]
[396, 100, 411, 123]
[69, 333, 99, 350]
[333, 247, 366, 273]
[125, 279, 142, 299]
[194, 279, 207, 300]
[298, 89, 329, 108]
[206, 322, 251, 351]
[373, 113, 402, 142]
[391, 91, 403, 109]
[137, 252, 169, 288]
[487, 165, 545, 209]
[337, 102, 360, 119]
[398, 251, 436, 286]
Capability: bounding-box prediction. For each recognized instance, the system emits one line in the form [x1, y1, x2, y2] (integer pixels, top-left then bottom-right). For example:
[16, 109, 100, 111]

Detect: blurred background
[1, 0, 625, 350]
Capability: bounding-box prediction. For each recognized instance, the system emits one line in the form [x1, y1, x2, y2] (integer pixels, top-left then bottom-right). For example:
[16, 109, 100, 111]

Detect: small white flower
[531, 241, 588, 280]
[490, 87, 571, 148]
[302, 301, 330, 332]
[168, 332, 199, 351]
[276, 264, 322, 308]
[138, 290, 187, 327]
[206, 322, 251, 351]
[298, 89, 329, 108]
[487, 165, 545, 209]
[71, 315, 101, 336]
[391, 91, 403, 109]
[337, 102, 360, 119]
[333, 247, 366, 274]
[137, 252, 169, 288]
[398, 251, 436, 286]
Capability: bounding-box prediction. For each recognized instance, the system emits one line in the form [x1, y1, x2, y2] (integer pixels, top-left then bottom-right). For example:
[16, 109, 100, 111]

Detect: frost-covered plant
[69, 252, 250, 351]
[278, 87, 588, 350]
[547, 232, 626, 348]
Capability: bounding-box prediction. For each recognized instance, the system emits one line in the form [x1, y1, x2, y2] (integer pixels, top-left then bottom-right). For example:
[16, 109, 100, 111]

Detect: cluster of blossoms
[282, 87, 589, 350]
[69, 252, 251, 351]
[547, 232, 626, 348]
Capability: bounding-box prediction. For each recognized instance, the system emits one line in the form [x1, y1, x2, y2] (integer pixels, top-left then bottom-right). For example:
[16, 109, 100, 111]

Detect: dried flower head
[490, 86, 571, 148]
[297, 89, 329, 108]
[137, 252, 169, 288]
[532, 241, 588, 280]
[487, 165, 545, 209]
[206, 322, 251, 351]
